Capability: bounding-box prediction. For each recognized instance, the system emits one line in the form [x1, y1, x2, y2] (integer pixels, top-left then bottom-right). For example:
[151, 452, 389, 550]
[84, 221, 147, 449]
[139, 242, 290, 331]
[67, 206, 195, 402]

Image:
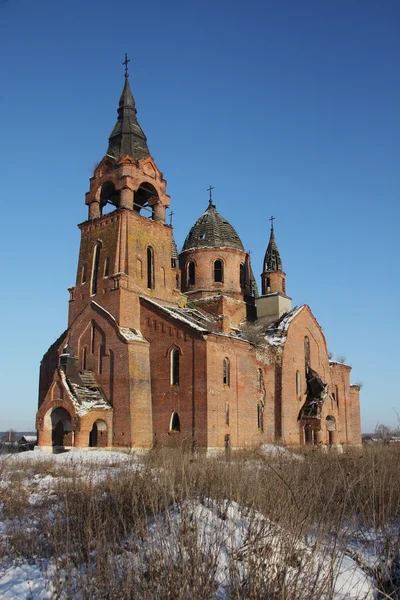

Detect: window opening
[282, 278, 286, 294]
[81, 264, 87, 284]
[240, 263, 245, 287]
[296, 370, 301, 396]
[104, 257, 110, 278]
[147, 247, 154, 289]
[257, 403, 263, 431]
[214, 259, 224, 283]
[188, 261, 195, 286]
[175, 274, 180, 289]
[304, 336, 310, 366]
[335, 385, 339, 405]
[171, 348, 180, 386]
[223, 357, 230, 386]
[225, 402, 229, 426]
[170, 412, 181, 433]
[257, 368, 263, 390]
[82, 346, 87, 370]
[91, 243, 101, 296]
[266, 277, 271, 289]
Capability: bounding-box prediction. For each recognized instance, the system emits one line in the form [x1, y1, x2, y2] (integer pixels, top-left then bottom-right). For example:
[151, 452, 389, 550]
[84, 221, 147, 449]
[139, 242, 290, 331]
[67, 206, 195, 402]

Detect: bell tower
[68, 57, 179, 330]
[257, 217, 292, 319]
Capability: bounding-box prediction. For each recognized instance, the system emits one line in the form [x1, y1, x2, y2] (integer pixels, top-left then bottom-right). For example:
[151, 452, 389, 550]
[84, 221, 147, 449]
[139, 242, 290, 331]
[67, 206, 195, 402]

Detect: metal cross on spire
[122, 53, 131, 77]
[169, 210, 174, 226]
[269, 215, 275, 231]
[207, 185, 215, 205]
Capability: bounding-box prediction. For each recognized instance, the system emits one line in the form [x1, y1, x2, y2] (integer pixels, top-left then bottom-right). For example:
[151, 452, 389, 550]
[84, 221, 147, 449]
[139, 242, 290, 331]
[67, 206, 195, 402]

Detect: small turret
[257, 217, 292, 319]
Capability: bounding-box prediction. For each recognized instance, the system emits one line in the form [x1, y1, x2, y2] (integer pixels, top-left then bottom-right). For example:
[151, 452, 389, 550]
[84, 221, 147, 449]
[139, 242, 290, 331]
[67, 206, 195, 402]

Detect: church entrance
[89, 420, 108, 448]
[50, 407, 73, 447]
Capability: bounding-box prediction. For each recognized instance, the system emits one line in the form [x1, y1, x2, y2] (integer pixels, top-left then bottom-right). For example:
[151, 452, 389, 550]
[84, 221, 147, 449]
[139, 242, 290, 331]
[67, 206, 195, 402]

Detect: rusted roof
[182, 201, 245, 252]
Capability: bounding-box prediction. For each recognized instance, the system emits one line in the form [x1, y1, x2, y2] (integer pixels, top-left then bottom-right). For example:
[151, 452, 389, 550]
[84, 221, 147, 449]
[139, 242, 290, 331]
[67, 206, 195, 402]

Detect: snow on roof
[264, 305, 305, 346]
[329, 360, 351, 368]
[119, 327, 145, 342]
[59, 369, 112, 417]
[141, 297, 214, 333]
[91, 301, 117, 324]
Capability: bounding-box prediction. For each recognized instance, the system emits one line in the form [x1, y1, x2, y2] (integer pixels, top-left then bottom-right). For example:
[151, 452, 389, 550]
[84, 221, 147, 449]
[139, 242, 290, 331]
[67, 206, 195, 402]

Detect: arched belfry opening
[100, 181, 120, 215]
[134, 182, 159, 218]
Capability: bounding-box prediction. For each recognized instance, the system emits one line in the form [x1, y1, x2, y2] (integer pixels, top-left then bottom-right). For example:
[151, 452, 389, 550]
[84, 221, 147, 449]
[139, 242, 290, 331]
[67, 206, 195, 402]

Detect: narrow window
[239, 263, 245, 287]
[171, 348, 180, 386]
[304, 336, 310, 366]
[296, 370, 301, 396]
[170, 412, 181, 433]
[266, 277, 271, 289]
[188, 261, 195, 286]
[225, 402, 229, 426]
[223, 357, 230, 386]
[136, 258, 143, 279]
[214, 259, 224, 283]
[257, 403, 263, 431]
[81, 264, 87, 284]
[91, 323, 95, 354]
[335, 385, 339, 406]
[103, 257, 110, 278]
[175, 274, 180, 289]
[161, 266, 166, 287]
[147, 247, 154, 289]
[282, 278, 286, 294]
[82, 346, 87, 370]
[257, 368, 263, 390]
[91, 243, 101, 296]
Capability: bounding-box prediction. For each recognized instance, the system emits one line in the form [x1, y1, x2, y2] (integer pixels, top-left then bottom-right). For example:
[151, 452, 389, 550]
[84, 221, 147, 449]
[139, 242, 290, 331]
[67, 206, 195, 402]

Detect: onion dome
[182, 200, 245, 252]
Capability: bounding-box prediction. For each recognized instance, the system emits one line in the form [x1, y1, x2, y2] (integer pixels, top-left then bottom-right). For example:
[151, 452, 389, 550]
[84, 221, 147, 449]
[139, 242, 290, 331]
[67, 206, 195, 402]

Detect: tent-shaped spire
[263, 221, 283, 272]
[106, 67, 150, 161]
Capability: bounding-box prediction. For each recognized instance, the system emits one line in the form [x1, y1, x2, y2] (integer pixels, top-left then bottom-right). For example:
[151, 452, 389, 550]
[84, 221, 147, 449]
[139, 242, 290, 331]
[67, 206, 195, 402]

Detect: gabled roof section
[141, 297, 217, 334]
[182, 201, 245, 252]
[106, 75, 150, 162]
[264, 305, 306, 346]
[59, 368, 112, 417]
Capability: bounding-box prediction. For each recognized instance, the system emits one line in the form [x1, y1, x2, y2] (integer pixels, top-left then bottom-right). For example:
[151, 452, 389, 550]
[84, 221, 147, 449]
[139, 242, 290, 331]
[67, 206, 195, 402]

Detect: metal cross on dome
[122, 53, 131, 77]
[207, 185, 215, 205]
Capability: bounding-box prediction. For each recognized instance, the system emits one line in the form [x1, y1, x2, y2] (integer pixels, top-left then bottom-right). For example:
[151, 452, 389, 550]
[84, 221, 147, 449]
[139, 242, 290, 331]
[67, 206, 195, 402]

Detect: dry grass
[0, 445, 399, 599]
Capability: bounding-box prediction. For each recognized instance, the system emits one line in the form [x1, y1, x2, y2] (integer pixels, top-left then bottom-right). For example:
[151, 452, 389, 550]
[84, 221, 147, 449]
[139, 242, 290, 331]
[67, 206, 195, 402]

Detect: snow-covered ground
[0, 449, 397, 599]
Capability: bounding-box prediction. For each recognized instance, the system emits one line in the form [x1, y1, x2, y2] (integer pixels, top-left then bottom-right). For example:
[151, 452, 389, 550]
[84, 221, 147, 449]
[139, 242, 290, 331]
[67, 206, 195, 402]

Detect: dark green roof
[263, 228, 282, 272]
[106, 76, 150, 161]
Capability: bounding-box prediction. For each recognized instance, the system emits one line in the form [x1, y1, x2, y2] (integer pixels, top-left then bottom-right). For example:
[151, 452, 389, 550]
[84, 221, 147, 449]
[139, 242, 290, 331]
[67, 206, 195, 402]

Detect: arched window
[296, 370, 301, 396]
[81, 264, 87, 284]
[171, 348, 180, 386]
[240, 263, 245, 287]
[225, 402, 229, 426]
[223, 357, 230, 386]
[147, 246, 154, 289]
[103, 257, 110, 278]
[214, 259, 224, 283]
[304, 336, 310, 365]
[91, 243, 101, 296]
[257, 368, 263, 390]
[187, 261, 195, 286]
[257, 403, 263, 431]
[170, 412, 181, 433]
[266, 277, 271, 290]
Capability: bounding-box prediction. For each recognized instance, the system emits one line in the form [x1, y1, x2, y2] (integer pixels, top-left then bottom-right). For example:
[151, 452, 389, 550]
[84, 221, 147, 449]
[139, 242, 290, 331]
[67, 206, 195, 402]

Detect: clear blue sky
[0, 0, 399, 433]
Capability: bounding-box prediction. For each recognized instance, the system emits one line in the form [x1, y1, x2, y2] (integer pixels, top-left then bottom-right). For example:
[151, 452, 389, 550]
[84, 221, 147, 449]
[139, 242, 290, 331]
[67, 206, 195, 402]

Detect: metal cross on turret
[269, 215, 275, 231]
[122, 53, 131, 77]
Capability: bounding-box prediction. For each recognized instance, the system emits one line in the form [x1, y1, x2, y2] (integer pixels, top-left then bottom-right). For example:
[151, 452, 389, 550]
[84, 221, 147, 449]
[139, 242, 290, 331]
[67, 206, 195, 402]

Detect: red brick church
[36, 66, 362, 451]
